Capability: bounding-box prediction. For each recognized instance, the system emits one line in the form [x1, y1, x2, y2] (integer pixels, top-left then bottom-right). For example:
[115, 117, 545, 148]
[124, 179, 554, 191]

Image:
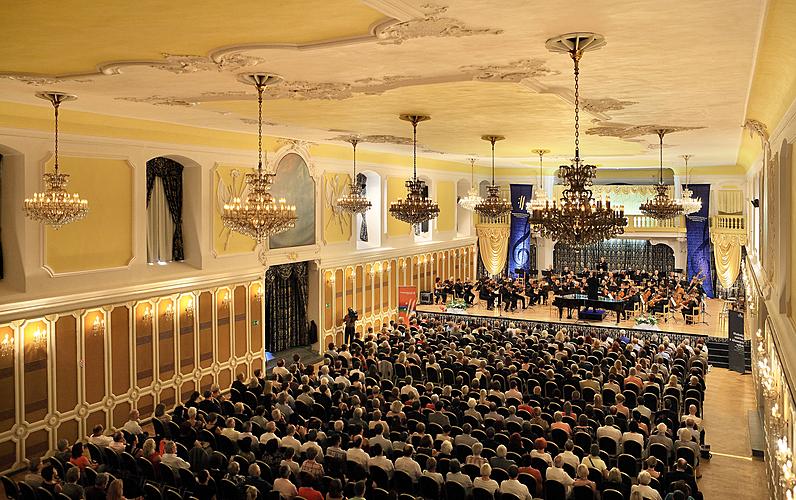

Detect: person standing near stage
[343, 308, 357, 344]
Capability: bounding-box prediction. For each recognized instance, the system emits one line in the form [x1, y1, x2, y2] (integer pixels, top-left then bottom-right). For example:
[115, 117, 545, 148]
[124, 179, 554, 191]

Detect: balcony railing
[710, 214, 746, 232]
[625, 214, 687, 233]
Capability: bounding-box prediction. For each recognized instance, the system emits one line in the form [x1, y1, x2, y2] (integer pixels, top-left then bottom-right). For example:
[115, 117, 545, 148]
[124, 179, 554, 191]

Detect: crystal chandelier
[23, 92, 89, 229]
[221, 74, 297, 244]
[640, 129, 685, 220]
[336, 138, 372, 215]
[528, 33, 627, 246]
[458, 158, 483, 211]
[679, 154, 702, 216]
[474, 135, 512, 220]
[388, 114, 440, 229]
[526, 148, 551, 211]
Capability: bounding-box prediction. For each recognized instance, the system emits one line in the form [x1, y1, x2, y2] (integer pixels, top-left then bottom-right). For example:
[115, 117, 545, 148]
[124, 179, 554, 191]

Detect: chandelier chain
[573, 53, 580, 158]
[658, 130, 664, 184]
[490, 137, 496, 184]
[53, 101, 60, 173]
[412, 121, 418, 181]
[257, 83, 264, 170]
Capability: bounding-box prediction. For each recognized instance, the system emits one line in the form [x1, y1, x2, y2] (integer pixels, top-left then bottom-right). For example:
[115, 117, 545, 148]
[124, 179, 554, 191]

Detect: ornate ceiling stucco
[0, 0, 765, 170]
[375, 3, 502, 44]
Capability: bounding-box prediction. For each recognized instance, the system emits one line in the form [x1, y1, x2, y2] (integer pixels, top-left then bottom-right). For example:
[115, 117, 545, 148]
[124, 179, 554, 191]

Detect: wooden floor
[418, 296, 733, 338]
[698, 368, 768, 499]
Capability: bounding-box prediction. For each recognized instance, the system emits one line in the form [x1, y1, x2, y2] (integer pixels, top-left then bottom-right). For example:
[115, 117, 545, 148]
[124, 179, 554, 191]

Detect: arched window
[456, 178, 472, 236]
[146, 157, 183, 264]
[269, 152, 316, 249]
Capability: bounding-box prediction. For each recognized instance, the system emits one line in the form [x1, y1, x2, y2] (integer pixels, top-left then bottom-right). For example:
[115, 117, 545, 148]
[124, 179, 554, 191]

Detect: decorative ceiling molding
[362, 0, 426, 21]
[116, 96, 198, 107]
[329, 133, 414, 146]
[459, 58, 555, 82]
[0, 75, 94, 86]
[136, 53, 265, 75]
[581, 97, 638, 114]
[265, 80, 354, 100]
[585, 123, 705, 139]
[375, 3, 503, 44]
[0, 19, 401, 80]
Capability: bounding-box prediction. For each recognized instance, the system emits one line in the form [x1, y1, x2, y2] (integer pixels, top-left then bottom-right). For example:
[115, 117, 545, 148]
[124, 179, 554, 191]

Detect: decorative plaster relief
[141, 53, 264, 75]
[376, 4, 503, 44]
[585, 123, 704, 139]
[329, 133, 414, 146]
[459, 58, 555, 82]
[0, 75, 94, 86]
[581, 97, 638, 114]
[116, 96, 198, 107]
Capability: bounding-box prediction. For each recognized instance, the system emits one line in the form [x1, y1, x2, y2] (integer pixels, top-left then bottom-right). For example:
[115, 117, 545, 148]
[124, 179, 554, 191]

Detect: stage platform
[417, 296, 731, 338]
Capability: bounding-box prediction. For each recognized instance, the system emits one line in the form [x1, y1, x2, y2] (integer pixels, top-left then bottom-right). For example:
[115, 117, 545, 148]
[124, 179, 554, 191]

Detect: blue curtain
[685, 184, 713, 297]
[507, 184, 533, 277]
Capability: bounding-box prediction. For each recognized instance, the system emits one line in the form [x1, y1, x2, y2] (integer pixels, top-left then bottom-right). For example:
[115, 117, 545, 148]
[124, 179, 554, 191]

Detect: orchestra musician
[433, 277, 448, 304]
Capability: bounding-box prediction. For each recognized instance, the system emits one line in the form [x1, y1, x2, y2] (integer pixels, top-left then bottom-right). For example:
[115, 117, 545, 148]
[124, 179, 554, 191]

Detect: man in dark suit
[664, 458, 702, 500]
[586, 271, 600, 310]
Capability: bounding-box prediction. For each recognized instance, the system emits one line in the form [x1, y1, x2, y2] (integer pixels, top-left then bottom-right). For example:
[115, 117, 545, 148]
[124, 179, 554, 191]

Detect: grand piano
[552, 293, 627, 324]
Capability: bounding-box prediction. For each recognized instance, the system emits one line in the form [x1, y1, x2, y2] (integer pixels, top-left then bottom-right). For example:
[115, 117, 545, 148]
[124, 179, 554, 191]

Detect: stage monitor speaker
[419, 291, 433, 305]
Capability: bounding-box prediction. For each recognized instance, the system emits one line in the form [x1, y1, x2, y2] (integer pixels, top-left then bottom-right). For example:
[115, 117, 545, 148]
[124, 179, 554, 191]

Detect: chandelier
[640, 128, 684, 220]
[221, 74, 297, 245]
[388, 114, 440, 229]
[528, 32, 627, 245]
[474, 135, 512, 220]
[679, 154, 702, 216]
[458, 158, 483, 211]
[336, 138, 372, 215]
[23, 92, 89, 229]
[526, 148, 551, 211]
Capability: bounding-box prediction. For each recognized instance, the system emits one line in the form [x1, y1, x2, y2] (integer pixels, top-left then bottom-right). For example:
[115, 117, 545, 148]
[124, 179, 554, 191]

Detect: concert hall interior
[0, 1, 792, 499]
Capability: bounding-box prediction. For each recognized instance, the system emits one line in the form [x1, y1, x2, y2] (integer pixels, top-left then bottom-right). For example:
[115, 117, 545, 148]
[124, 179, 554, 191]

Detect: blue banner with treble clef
[507, 184, 533, 277]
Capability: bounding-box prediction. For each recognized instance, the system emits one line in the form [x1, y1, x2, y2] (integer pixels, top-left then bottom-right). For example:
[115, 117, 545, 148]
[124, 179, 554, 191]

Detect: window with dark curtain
[145, 157, 184, 264]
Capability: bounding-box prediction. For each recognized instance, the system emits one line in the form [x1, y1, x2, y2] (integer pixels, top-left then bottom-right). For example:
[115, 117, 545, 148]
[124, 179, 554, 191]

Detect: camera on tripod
[347, 308, 358, 321]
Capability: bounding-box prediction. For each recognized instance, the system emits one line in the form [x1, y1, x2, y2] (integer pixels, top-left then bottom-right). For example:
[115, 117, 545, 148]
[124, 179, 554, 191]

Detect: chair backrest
[369, 466, 390, 489]
[472, 487, 495, 500]
[598, 436, 618, 456]
[444, 480, 467, 500]
[419, 475, 440, 499]
[623, 440, 643, 459]
[676, 446, 697, 466]
[602, 489, 624, 500]
[618, 453, 638, 476]
[649, 443, 669, 465]
[157, 462, 178, 486]
[500, 492, 522, 500]
[572, 485, 595, 500]
[491, 467, 510, 483]
[393, 469, 414, 494]
[1, 475, 19, 499]
[544, 479, 567, 500]
[517, 472, 537, 493]
[143, 483, 162, 500]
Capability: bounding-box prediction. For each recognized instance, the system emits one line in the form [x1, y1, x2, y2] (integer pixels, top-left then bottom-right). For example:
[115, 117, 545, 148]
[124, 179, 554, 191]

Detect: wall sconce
[0, 333, 14, 357]
[164, 302, 174, 322]
[349, 270, 356, 280]
[91, 315, 105, 337]
[31, 327, 48, 350]
[185, 298, 194, 319]
[254, 286, 264, 303]
[327, 274, 336, 284]
[401, 261, 407, 269]
[219, 292, 230, 311]
[142, 306, 152, 325]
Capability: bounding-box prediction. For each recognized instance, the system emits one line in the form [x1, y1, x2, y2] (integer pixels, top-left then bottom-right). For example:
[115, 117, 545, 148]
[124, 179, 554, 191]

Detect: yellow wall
[44, 156, 133, 273]
[320, 244, 476, 345]
[738, 0, 796, 169]
[436, 180, 456, 232]
[791, 152, 796, 325]
[386, 177, 410, 237]
[322, 172, 352, 244]
[213, 165, 257, 255]
[0, 280, 264, 472]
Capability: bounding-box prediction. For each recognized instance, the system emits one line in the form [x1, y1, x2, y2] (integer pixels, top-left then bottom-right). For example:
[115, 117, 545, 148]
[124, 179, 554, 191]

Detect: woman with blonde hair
[106, 479, 127, 500]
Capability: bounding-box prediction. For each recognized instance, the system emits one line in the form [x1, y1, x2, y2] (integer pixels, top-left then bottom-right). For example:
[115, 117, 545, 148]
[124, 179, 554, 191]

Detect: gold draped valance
[476, 223, 510, 276]
[711, 231, 747, 288]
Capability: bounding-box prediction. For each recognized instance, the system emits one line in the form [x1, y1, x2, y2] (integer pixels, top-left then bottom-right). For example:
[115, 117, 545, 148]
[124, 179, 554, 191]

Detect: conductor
[586, 271, 601, 303]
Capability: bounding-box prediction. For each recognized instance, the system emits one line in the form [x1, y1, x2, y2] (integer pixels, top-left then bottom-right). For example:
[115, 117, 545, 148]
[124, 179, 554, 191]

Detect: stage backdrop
[508, 184, 534, 277]
[554, 239, 675, 273]
[685, 184, 714, 297]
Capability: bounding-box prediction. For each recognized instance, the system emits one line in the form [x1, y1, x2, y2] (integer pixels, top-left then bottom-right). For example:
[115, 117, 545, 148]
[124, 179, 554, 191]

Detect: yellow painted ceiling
[738, 0, 796, 169]
[0, 0, 387, 75]
[199, 81, 642, 158]
[0, 0, 766, 173]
